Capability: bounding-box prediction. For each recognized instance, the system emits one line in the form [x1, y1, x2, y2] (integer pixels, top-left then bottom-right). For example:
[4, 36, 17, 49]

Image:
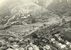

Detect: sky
[0, 0, 37, 4]
[0, 0, 53, 4]
[0, 0, 8, 7]
[0, 0, 6, 4]
[0, 0, 53, 7]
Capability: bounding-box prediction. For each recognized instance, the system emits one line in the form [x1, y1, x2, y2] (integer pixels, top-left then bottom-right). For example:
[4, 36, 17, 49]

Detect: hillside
[0, 0, 71, 50]
[0, 0, 71, 40]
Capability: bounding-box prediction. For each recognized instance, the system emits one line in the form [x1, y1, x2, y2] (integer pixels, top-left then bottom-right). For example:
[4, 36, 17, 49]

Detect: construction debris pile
[0, 20, 71, 50]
